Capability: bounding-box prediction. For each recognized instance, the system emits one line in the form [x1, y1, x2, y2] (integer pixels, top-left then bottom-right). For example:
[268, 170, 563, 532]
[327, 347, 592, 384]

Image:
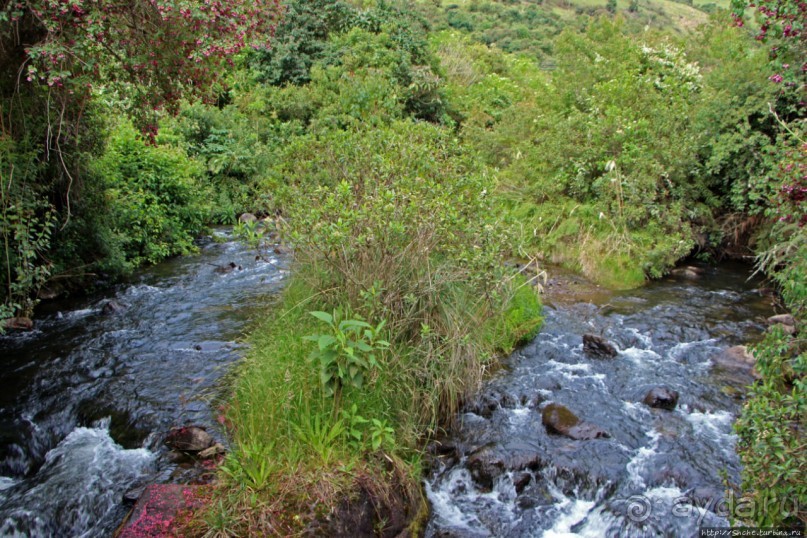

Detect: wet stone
[542, 403, 610, 440]
[643, 387, 680, 411]
[513, 471, 532, 494]
[164, 426, 214, 453]
[102, 300, 126, 315]
[582, 334, 618, 358]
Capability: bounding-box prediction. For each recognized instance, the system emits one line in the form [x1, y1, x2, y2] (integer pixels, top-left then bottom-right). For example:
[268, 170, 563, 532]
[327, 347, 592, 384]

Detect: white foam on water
[541, 483, 597, 538]
[667, 339, 717, 361]
[626, 430, 661, 489]
[546, 360, 591, 373]
[622, 401, 650, 421]
[685, 410, 736, 455]
[551, 504, 622, 538]
[61, 308, 95, 320]
[645, 485, 685, 501]
[621, 347, 662, 365]
[123, 284, 161, 297]
[508, 407, 532, 427]
[425, 468, 484, 532]
[624, 327, 653, 348]
[0, 422, 155, 537]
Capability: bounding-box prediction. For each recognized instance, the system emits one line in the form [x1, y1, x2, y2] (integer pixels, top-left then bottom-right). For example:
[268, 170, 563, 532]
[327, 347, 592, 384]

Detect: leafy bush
[93, 123, 209, 271]
[271, 121, 512, 371]
[0, 139, 55, 320]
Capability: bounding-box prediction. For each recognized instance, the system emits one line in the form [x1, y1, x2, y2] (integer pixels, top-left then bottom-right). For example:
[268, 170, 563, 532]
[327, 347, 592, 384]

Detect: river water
[0, 244, 774, 537]
[0, 230, 288, 537]
[425, 264, 775, 538]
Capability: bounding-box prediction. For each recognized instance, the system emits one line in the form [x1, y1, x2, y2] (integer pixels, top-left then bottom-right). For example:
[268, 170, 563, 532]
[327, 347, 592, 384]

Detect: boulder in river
[238, 212, 257, 224]
[466, 445, 506, 490]
[3, 317, 33, 330]
[670, 266, 705, 279]
[766, 313, 797, 335]
[466, 443, 545, 490]
[102, 300, 126, 315]
[643, 387, 679, 410]
[710, 346, 762, 381]
[541, 403, 610, 440]
[164, 426, 214, 453]
[582, 334, 618, 358]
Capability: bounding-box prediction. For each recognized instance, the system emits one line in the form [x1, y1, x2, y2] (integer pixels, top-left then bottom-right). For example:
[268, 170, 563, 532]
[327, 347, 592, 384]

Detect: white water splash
[0, 421, 155, 538]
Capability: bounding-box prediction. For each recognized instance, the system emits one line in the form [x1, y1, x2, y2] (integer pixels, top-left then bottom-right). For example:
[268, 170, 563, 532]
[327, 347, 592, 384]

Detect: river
[0, 230, 288, 537]
[0, 243, 774, 537]
[425, 264, 775, 538]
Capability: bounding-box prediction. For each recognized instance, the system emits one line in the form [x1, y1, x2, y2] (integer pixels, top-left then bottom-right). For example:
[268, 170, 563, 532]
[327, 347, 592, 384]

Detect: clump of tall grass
[198, 120, 542, 535]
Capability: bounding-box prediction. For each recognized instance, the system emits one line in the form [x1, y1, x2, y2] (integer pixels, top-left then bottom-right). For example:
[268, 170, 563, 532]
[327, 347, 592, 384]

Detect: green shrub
[303, 309, 389, 404]
[93, 122, 209, 271]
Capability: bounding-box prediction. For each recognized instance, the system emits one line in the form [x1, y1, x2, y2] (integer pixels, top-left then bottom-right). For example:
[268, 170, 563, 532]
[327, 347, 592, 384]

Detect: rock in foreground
[583, 334, 618, 358]
[542, 403, 610, 440]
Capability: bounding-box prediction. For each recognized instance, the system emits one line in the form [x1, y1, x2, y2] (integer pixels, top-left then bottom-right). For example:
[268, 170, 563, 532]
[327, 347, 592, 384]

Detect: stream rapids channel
[0, 230, 776, 537]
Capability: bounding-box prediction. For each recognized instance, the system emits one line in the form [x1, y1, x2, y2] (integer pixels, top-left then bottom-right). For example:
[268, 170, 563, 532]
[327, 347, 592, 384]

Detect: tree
[1, 0, 283, 136]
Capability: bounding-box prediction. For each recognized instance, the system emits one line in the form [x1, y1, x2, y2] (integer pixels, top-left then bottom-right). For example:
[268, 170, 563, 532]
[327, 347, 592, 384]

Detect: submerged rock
[464, 390, 519, 418]
[582, 334, 618, 358]
[541, 403, 610, 440]
[643, 387, 679, 410]
[213, 262, 242, 274]
[164, 426, 214, 453]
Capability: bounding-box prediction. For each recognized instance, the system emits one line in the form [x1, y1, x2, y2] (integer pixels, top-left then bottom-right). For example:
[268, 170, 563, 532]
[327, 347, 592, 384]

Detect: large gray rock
[670, 266, 705, 279]
[712, 346, 760, 380]
[541, 403, 610, 440]
[767, 313, 795, 327]
[767, 313, 797, 335]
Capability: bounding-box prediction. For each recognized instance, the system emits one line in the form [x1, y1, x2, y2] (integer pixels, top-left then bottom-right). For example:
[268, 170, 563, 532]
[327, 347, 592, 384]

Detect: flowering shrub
[1, 0, 282, 135]
[731, 0, 806, 112]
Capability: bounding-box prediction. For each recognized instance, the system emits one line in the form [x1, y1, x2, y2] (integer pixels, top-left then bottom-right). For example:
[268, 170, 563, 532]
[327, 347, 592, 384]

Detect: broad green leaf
[310, 311, 333, 324]
[318, 334, 337, 350]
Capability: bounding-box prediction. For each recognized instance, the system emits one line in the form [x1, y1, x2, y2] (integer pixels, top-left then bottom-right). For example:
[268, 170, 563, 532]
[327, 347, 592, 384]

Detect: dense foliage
[0, 0, 280, 320]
